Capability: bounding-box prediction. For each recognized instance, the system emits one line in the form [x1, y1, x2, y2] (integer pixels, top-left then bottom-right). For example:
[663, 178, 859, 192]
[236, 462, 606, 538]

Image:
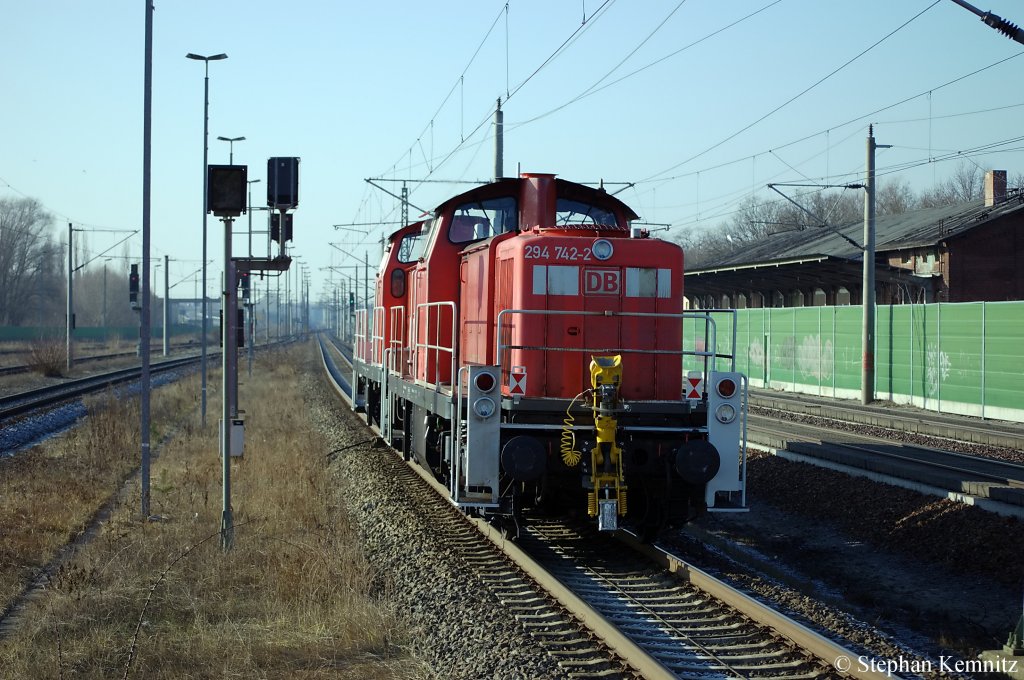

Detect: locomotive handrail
[452, 365, 469, 502]
[372, 305, 387, 364]
[494, 308, 732, 385]
[683, 308, 739, 373]
[411, 300, 458, 391]
[387, 305, 407, 376]
[353, 308, 371, 364]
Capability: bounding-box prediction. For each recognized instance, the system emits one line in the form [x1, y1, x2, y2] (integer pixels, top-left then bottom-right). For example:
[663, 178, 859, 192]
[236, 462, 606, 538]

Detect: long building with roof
[685, 171, 1024, 308]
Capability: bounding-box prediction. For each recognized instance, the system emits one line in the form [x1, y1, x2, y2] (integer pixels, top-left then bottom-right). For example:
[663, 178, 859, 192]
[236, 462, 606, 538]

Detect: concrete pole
[494, 97, 503, 181]
[141, 0, 154, 518]
[66, 222, 73, 373]
[221, 216, 236, 551]
[201, 72, 210, 427]
[861, 126, 877, 405]
[247, 296, 254, 376]
[163, 254, 169, 356]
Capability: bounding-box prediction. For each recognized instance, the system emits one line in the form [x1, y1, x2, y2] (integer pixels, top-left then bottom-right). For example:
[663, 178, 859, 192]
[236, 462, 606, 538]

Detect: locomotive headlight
[715, 403, 737, 424]
[716, 377, 737, 399]
[592, 239, 614, 261]
[474, 371, 496, 393]
[472, 396, 496, 419]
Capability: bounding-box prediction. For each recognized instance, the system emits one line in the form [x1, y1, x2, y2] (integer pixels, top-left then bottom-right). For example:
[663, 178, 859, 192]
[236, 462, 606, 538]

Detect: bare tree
[74, 262, 153, 328]
[919, 161, 984, 207]
[0, 197, 63, 325]
[876, 177, 917, 216]
[948, 161, 984, 201]
[805, 189, 861, 226]
[726, 194, 794, 241]
[673, 227, 736, 269]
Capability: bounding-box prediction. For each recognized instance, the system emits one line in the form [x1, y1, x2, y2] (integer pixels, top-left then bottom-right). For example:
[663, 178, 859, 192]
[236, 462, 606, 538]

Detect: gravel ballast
[304, 368, 573, 680]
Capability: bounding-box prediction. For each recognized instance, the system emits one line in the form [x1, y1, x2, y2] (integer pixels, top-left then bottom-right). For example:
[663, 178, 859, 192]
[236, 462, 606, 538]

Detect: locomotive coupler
[588, 355, 628, 530]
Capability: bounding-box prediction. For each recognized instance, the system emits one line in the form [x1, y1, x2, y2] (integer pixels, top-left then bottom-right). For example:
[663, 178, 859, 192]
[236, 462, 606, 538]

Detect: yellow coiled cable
[560, 390, 590, 467]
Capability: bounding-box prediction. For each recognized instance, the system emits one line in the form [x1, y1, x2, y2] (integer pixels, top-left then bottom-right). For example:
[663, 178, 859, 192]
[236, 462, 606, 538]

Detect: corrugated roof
[697, 193, 1024, 271]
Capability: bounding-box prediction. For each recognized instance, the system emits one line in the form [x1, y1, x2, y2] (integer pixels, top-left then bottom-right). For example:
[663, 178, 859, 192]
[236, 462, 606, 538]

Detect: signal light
[716, 377, 736, 399]
[474, 371, 496, 393]
[715, 403, 737, 424]
[472, 397, 496, 419]
[238, 272, 251, 301]
[129, 264, 140, 309]
[271, 213, 293, 243]
[207, 165, 247, 216]
[267, 157, 300, 209]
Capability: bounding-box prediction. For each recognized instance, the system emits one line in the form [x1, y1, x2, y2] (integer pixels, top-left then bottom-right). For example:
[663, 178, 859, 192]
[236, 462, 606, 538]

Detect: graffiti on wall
[798, 335, 834, 381]
[748, 338, 764, 369]
[748, 335, 834, 382]
[925, 342, 951, 397]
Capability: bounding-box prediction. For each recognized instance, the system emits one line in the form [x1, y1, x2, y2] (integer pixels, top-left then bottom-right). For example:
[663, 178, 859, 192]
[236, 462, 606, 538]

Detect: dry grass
[0, 345, 424, 679]
[25, 338, 66, 377]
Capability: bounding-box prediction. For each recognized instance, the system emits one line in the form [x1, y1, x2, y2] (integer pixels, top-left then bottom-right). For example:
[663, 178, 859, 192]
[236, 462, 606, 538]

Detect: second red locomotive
[352, 173, 746, 533]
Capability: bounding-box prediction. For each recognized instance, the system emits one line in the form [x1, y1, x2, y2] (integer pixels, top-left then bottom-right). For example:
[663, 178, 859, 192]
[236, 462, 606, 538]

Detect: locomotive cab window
[449, 196, 518, 244]
[555, 198, 618, 229]
[396, 231, 426, 263]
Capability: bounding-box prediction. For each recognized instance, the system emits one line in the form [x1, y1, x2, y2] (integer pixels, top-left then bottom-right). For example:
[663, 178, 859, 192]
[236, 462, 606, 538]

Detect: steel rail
[748, 413, 1024, 485]
[748, 390, 1024, 450]
[618, 532, 894, 680]
[0, 342, 204, 378]
[0, 356, 201, 422]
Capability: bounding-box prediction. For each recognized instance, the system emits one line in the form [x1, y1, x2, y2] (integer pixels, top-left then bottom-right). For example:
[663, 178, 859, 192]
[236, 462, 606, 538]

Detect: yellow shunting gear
[588, 355, 627, 527]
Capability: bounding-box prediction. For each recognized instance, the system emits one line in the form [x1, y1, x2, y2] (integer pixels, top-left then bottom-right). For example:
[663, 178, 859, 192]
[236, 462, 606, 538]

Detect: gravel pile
[303, 370, 572, 680]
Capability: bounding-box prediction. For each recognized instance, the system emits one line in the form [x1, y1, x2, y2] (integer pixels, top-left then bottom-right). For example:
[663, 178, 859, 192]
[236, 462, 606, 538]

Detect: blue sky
[2, 1, 1022, 303]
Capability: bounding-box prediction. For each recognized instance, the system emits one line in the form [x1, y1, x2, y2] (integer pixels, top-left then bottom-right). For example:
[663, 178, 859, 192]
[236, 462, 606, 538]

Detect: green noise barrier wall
[684, 301, 1024, 423]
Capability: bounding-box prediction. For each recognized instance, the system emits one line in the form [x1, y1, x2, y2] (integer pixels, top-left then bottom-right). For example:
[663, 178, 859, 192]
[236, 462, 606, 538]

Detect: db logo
[584, 269, 619, 295]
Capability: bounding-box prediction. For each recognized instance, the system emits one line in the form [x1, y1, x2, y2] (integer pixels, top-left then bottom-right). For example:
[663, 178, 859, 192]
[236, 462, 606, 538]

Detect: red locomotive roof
[432, 174, 640, 227]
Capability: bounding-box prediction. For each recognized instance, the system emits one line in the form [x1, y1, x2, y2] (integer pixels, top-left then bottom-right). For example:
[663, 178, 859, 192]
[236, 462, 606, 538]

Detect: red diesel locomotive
[352, 173, 746, 533]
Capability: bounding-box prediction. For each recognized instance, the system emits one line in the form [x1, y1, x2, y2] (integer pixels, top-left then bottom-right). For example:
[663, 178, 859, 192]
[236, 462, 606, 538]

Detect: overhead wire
[639, 0, 943, 184]
[663, 133, 1024, 232]
[508, 0, 783, 129]
[622, 48, 1024, 228]
[365, 2, 1019, 246]
[377, 4, 509, 179]
[373, 0, 618, 218]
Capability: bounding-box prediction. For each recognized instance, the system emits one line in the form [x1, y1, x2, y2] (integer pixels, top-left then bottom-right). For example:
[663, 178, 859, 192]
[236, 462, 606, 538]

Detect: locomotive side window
[555, 198, 617, 228]
[390, 268, 407, 297]
[449, 196, 518, 244]
[625, 267, 672, 298]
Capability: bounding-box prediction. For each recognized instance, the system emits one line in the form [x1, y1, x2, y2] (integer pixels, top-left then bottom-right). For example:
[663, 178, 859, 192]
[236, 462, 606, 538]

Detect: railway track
[519, 521, 843, 679]
[746, 406, 1024, 517]
[316, 335, 884, 679]
[0, 342, 201, 378]
[0, 355, 200, 423]
[748, 389, 1024, 451]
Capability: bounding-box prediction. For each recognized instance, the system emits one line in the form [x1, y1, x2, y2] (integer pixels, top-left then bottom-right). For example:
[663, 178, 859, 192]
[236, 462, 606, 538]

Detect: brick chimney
[985, 170, 1007, 207]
